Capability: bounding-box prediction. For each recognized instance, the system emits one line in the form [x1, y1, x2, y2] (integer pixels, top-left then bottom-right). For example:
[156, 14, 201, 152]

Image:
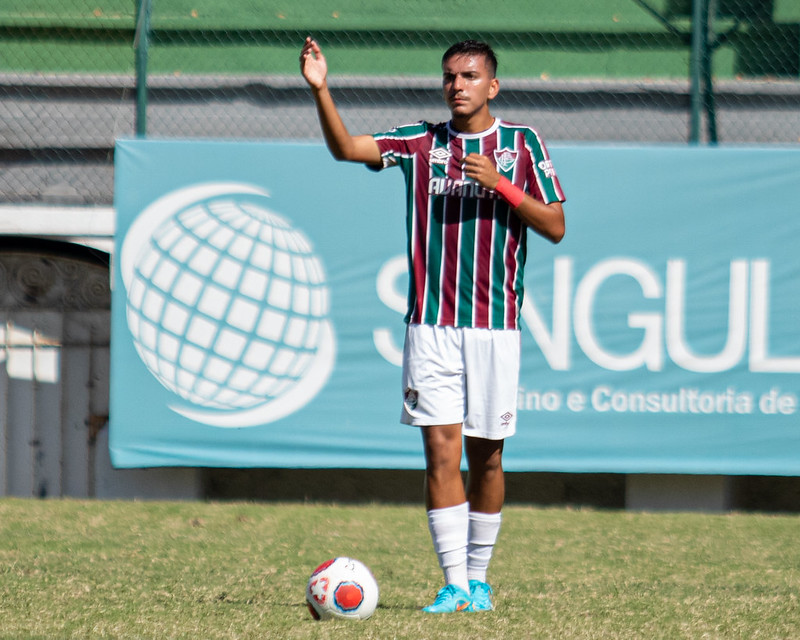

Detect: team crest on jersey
[429, 147, 452, 165]
[494, 148, 518, 173]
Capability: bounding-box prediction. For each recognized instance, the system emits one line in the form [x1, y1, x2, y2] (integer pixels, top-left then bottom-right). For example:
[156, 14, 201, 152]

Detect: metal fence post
[704, 0, 719, 144]
[689, 0, 706, 143]
[690, 0, 720, 144]
[134, 0, 152, 137]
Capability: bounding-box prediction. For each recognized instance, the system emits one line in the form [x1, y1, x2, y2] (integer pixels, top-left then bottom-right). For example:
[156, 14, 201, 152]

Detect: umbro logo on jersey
[494, 148, 518, 173]
[429, 148, 452, 165]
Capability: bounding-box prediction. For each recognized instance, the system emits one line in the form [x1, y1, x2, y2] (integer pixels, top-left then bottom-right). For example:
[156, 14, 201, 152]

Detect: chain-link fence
[1, 0, 798, 205]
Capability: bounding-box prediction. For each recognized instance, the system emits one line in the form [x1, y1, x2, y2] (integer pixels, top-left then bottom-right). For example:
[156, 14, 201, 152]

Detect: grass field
[1, 499, 799, 639]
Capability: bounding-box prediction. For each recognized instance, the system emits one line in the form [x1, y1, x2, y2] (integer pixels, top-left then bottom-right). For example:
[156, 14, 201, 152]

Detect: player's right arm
[300, 38, 382, 166]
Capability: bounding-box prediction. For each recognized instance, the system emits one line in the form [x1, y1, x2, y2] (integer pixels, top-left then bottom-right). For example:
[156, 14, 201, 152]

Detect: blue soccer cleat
[421, 584, 472, 613]
[468, 579, 495, 612]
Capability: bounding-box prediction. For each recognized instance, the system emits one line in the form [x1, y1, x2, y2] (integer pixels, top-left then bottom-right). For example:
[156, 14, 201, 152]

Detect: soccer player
[300, 37, 565, 613]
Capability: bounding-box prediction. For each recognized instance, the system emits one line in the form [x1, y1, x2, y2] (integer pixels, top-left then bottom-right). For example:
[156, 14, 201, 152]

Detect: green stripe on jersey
[490, 207, 510, 328]
[457, 137, 480, 327]
[400, 154, 418, 323]
[423, 128, 450, 325]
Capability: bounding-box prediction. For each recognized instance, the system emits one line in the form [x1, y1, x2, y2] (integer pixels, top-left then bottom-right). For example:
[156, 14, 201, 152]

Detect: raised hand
[300, 37, 328, 90]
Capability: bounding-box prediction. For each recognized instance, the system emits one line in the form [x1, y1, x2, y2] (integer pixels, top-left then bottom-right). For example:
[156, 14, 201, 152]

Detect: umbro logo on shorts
[500, 412, 514, 427]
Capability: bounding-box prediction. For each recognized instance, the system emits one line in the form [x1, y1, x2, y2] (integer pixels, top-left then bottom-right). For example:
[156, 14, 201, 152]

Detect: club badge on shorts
[404, 387, 419, 411]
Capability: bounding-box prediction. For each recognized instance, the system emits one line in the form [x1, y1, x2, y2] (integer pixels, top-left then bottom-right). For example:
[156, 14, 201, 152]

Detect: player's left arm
[462, 153, 565, 244]
[512, 199, 564, 244]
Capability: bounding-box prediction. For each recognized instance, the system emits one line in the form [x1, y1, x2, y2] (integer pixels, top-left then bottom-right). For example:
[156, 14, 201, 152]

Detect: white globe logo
[120, 183, 336, 427]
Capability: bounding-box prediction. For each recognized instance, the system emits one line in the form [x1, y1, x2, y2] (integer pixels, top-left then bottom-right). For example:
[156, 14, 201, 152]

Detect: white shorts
[400, 323, 520, 440]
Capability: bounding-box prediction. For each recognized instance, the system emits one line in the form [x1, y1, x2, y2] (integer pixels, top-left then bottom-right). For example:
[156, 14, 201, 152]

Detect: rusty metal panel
[0, 240, 202, 499]
[61, 312, 99, 496]
[3, 317, 37, 496]
[87, 313, 110, 498]
[0, 242, 111, 498]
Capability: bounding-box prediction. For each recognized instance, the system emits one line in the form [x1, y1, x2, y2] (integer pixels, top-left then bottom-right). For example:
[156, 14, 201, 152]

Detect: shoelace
[434, 585, 460, 604]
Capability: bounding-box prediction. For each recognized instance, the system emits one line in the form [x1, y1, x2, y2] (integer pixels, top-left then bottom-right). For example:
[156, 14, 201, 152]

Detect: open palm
[300, 38, 328, 89]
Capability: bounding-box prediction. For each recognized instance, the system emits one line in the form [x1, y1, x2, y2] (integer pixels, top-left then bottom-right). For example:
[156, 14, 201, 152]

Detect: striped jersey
[372, 118, 565, 330]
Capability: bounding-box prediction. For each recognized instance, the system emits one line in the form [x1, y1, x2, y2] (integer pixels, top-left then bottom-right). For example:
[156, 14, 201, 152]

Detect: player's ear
[488, 77, 499, 100]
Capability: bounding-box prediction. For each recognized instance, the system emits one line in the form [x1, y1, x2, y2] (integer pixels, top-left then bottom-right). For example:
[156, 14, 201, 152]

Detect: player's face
[442, 54, 499, 122]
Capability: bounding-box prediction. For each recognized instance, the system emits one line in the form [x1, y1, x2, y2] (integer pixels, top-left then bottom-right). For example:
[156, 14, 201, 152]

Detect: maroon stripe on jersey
[438, 136, 464, 326]
[526, 154, 543, 201]
[472, 132, 499, 328]
[504, 222, 522, 329]
[409, 142, 432, 325]
[474, 195, 495, 328]
[516, 133, 534, 193]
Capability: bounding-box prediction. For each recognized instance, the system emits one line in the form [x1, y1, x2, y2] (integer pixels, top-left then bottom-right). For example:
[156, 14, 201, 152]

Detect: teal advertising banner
[111, 141, 800, 474]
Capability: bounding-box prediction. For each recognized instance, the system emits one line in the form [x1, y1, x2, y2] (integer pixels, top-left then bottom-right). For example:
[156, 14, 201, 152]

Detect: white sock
[427, 502, 470, 592]
[467, 510, 502, 584]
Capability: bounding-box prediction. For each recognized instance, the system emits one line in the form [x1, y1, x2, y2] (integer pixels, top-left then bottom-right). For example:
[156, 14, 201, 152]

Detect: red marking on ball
[334, 582, 364, 611]
[311, 559, 335, 575]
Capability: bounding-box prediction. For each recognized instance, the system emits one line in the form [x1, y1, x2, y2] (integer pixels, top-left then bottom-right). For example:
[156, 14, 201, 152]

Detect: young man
[300, 37, 565, 613]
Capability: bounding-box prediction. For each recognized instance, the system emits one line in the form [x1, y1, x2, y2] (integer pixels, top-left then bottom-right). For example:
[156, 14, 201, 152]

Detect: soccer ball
[305, 557, 379, 620]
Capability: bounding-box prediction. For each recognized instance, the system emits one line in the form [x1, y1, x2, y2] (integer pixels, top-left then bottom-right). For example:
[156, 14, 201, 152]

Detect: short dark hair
[442, 40, 498, 77]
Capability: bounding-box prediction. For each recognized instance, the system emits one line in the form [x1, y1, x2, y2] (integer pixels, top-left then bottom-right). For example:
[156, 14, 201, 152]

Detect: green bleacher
[0, 0, 797, 79]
